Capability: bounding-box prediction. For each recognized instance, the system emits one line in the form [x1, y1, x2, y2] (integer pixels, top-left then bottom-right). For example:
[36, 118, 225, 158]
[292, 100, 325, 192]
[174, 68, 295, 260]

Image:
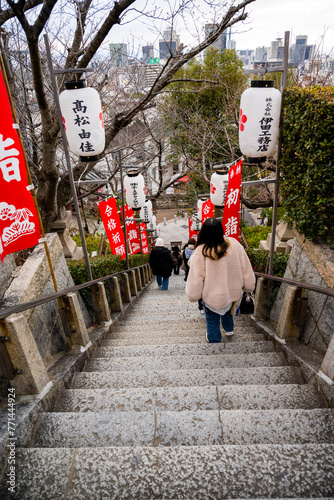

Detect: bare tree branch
[0, 0, 43, 26]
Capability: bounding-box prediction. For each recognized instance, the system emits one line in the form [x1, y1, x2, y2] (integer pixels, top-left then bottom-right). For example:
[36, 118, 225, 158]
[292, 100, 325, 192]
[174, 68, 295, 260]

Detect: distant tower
[109, 43, 128, 67]
[291, 35, 308, 65]
[204, 24, 228, 55]
[159, 28, 180, 61]
[142, 45, 154, 64]
[270, 38, 283, 60]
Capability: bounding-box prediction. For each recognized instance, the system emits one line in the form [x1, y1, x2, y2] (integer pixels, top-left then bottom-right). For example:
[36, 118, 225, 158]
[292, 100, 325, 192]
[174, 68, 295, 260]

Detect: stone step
[85, 351, 286, 372]
[117, 316, 251, 326]
[6, 444, 334, 499]
[102, 333, 266, 345]
[72, 365, 304, 390]
[31, 409, 334, 448]
[55, 384, 326, 413]
[110, 326, 262, 338]
[93, 340, 274, 358]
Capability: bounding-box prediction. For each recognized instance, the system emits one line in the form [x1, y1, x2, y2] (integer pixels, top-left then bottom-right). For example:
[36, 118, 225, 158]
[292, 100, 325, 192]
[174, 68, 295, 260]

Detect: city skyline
[106, 0, 333, 57]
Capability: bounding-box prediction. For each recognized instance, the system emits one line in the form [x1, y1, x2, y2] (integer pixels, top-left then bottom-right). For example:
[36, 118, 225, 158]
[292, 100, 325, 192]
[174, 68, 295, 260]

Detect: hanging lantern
[59, 80, 105, 162]
[197, 197, 207, 222]
[146, 214, 157, 232]
[191, 216, 201, 232]
[124, 170, 146, 210]
[239, 80, 281, 163]
[210, 169, 229, 208]
[140, 200, 153, 223]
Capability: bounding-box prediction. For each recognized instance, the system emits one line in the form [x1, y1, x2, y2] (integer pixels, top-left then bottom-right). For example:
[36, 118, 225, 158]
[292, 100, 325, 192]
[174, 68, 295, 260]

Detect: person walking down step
[149, 238, 175, 291]
[182, 237, 196, 282]
[185, 218, 255, 342]
[171, 245, 182, 275]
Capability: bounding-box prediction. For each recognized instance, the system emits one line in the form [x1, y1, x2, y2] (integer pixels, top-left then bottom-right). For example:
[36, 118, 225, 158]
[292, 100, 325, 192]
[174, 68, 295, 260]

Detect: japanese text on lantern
[258, 98, 274, 153]
[72, 99, 94, 153]
[130, 182, 138, 207]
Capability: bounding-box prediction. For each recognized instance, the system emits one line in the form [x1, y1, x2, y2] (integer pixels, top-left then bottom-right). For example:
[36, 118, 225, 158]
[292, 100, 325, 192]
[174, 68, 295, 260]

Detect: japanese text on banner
[99, 197, 126, 259]
[121, 204, 142, 255]
[188, 218, 199, 241]
[222, 160, 242, 241]
[201, 199, 214, 223]
[0, 69, 41, 262]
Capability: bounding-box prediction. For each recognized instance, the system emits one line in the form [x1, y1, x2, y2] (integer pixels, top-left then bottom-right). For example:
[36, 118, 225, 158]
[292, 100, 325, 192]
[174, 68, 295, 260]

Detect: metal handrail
[1, 266, 332, 321]
[0, 264, 149, 320]
[255, 272, 334, 298]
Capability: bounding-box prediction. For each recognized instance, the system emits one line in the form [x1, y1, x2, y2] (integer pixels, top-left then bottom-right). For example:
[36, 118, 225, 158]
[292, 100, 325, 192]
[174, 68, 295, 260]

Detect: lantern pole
[118, 151, 129, 270]
[268, 30, 290, 277]
[43, 34, 101, 323]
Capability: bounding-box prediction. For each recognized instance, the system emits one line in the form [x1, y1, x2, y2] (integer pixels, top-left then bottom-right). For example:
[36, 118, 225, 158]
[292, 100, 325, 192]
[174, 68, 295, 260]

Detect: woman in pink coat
[186, 218, 255, 342]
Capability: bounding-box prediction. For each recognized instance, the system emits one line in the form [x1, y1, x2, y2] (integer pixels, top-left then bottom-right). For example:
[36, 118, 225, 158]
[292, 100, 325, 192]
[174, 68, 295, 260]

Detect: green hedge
[67, 254, 149, 285]
[67, 254, 149, 320]
[241, 225, 271, 248]
[70, 233, 112, 255]
[281, 86, 334, 243]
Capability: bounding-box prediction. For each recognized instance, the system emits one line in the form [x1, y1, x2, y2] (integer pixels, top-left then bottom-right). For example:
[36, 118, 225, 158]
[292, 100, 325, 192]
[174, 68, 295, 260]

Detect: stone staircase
[5, 275, 334, 498]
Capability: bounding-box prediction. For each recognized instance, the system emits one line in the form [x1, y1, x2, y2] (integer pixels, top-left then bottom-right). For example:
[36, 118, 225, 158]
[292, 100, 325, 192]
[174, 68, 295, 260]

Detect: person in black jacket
[149, 238, 174, 290]
[171, 245, 182, 275]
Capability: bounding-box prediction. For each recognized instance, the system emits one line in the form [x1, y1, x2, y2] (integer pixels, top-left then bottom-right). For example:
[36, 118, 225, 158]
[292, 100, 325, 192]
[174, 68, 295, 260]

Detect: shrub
[67, 254, 149, 285]
[67, 253, 149, 319]
[241, 225, 271, 248]
[245, 248, 289, 277]
[281, 86, 334, 242]
[70, 233, 111, 255]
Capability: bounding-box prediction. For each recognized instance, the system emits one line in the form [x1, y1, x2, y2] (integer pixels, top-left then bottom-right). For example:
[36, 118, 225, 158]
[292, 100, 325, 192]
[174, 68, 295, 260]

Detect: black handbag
[240, 292, 254, 315]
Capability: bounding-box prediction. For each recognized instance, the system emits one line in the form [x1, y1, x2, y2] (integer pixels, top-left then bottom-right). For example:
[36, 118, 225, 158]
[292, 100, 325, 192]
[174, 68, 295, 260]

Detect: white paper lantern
[124, 170, 146, 209]
[197, 197, 207, 222]
[146, 214, 157, 232]
[191, 217, 201, 232]
[210, 169, 229, 208]
[140, 200, 153, 223]
[239, 80, 281, 162]
[59, 80, 105, 162]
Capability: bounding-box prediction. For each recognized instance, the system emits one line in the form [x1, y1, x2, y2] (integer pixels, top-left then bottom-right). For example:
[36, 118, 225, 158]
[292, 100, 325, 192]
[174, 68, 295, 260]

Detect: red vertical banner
[0, 69, 41, 261]
[121, 204, 141, 255]
[188, 218, 199, 241]
[202, 199, 214, 223]
[99, 197, 126, 259]
[222, 160, 242, 241]
[140, 223, 149, 254]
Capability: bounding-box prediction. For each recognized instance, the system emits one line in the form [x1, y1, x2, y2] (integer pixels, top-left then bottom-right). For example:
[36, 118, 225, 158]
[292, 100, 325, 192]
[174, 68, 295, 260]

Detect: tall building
[291, 35, 308, 65]
[137, 63, 164, 89]
[142, 45, 154, 64]
[159, 28, 180, 61]
[110, 43, 128, 67]
[204, 24, 228, 53]
[227, 39, 236, 51]
[255, 46, 269, 62]
[270, 39, 283, 60]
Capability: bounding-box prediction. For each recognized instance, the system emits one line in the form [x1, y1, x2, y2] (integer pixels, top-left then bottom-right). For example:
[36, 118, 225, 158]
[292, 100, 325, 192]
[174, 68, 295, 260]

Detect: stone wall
[0, 234, 91, 370]
[0, 254, 17, 407]
[271, 233, 334, 355]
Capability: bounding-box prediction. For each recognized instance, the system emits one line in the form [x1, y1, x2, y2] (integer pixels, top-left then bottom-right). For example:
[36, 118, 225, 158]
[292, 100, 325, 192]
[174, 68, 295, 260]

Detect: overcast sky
[106, 0, 333, 57]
